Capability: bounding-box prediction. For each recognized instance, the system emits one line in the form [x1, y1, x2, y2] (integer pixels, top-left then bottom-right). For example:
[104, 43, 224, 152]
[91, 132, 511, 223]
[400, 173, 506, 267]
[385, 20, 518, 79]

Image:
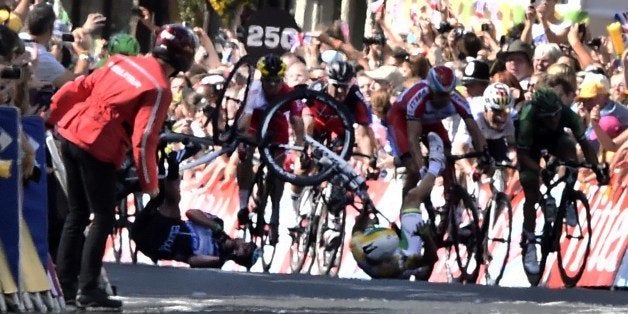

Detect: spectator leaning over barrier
[47, 24, 197, 310]
[574, 80, 628, 152]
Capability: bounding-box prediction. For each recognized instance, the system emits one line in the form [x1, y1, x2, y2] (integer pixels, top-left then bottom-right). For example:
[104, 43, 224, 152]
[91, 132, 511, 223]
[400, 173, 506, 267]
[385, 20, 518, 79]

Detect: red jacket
[47, 55, 172, 192]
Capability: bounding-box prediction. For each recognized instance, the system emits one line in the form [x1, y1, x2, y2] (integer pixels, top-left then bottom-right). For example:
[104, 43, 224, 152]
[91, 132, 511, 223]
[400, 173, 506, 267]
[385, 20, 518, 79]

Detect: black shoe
[237, 208, 249, 226]
[76, 288, 122, 310]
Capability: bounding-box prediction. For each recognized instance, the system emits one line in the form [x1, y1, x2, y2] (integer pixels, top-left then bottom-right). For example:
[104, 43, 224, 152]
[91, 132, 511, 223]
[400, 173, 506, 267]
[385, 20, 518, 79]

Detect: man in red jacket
[47, 24, 197, 310]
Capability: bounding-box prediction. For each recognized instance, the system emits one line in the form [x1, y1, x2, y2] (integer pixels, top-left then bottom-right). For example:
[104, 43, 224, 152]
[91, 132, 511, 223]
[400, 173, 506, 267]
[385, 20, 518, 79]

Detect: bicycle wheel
[110, 197, 128, 263]
[527, 206, 554, 287]
[555, 190, 591, 288]
[289, 186, 319, 274]
[127, 192, 144, 265]
[254, 167, 277, 273]
[482, 192, 513, 286]
[259, 88, 355, 186]
[315, 186, 347, 276]
[448, 185, 482, 283]
[212, 55, 256, 143]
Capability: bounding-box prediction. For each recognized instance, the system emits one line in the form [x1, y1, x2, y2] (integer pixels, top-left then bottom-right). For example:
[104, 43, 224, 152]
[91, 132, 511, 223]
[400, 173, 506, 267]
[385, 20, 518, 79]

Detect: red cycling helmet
[427, 65, 456, 93]
[152, 24, 198, 73]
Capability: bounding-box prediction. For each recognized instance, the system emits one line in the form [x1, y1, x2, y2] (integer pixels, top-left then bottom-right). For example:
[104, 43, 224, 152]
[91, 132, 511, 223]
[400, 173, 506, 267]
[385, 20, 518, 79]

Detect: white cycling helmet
[483, 82, 514, 111]
[357, 227, 399, 261]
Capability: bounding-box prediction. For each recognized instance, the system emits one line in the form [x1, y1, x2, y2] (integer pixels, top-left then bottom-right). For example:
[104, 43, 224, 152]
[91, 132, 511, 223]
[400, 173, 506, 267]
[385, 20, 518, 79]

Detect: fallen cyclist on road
[130, 152, 260, 269]
[349, 134, 444, 280]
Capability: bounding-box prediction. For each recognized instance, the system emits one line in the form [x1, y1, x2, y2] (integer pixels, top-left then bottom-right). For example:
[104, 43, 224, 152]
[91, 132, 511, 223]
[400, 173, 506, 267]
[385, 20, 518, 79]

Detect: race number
[243, 8, 301, 59]
[246, 25, 298, 50]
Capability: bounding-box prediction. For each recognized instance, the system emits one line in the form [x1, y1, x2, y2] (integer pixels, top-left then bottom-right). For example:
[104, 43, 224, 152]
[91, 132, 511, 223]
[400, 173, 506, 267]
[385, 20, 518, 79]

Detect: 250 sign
[246, 25, 298, 51]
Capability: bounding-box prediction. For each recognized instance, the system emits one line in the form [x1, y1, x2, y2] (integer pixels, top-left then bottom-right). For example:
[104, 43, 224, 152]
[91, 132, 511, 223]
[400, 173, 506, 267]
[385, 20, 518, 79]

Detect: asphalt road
[103, 262, 627, 313]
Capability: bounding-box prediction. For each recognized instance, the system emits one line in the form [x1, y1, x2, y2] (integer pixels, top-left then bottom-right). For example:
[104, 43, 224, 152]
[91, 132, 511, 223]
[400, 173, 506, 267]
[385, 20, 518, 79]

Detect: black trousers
[55, 137, 117, 294]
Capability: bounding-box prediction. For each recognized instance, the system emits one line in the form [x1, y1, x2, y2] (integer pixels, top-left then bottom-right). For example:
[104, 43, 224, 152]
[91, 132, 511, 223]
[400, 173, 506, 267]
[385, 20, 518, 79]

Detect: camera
[362, 34, 386, 45]
[0, 66, 22, 80]
[60, 33, 74, 42]
[481, 24, 491, 32]
[29, 86, 56, 112]
[586, 37, 601, 49]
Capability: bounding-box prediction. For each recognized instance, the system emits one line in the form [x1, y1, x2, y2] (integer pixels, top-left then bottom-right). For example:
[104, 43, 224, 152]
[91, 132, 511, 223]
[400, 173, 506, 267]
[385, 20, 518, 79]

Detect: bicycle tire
[212, 55, 256, 144]
[128, 192, 144, 265]
[259, 88, 355, 186]
[254, 166, 277, 273]
[448, 184, 482, 283]
[111, 197, 127, 263]
[555, 190, 591, 288]
[530, 209, 555, 287]
[315, 198, 346, 277]
[482, 192, 512, 286]
[289, 186, 319, 274]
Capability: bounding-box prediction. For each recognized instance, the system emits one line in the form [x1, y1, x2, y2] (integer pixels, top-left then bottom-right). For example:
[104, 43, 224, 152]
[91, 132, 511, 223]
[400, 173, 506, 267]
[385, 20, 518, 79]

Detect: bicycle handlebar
[159, 131, 214, 147]
[448, 151, 486, 162]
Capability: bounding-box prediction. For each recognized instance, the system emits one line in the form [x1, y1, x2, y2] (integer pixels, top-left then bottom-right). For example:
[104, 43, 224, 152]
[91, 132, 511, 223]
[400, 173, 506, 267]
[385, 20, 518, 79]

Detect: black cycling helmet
[326, 61, 354, 84]
[152, 24, 198, 73]
[532, 88, 562, 117]
[256, 53, 286, 81]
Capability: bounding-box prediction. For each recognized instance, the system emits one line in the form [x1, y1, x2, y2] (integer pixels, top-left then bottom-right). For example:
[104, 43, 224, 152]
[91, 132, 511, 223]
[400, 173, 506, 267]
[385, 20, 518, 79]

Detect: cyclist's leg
[400, 132, 445, 258]
[386, 105, 419, 198]
[236, 145, 255, 224]
[519, 151, 541, 274]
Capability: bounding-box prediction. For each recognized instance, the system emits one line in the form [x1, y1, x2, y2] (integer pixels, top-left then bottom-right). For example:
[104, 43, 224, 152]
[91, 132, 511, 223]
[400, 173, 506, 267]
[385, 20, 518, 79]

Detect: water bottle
[545, 196, 557, 223]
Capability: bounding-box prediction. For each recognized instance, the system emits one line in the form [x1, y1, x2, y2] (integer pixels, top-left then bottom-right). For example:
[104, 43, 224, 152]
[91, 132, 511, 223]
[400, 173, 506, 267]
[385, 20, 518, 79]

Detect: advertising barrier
[104, 157, 627, 289]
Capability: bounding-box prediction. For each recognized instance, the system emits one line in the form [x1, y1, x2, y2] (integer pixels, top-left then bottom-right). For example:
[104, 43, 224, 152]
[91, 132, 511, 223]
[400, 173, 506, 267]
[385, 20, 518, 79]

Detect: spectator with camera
[22, 3, 105, 89]
[0, 24, 35, 181]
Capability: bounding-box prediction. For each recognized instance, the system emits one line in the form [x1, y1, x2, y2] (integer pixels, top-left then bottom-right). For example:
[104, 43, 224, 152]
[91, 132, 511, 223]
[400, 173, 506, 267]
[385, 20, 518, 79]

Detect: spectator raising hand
[81, 12, 106, 34]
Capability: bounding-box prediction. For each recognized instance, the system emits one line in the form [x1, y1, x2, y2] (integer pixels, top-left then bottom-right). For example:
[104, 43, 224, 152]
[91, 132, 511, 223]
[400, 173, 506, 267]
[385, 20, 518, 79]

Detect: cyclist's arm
[290, 114, 305, 147]
[355, 124, 375, 159]
[462, 117, 488, 152]
[407, 119, 424, 171]
[577, 137, 600, 167]
[185, 209, 224, 234]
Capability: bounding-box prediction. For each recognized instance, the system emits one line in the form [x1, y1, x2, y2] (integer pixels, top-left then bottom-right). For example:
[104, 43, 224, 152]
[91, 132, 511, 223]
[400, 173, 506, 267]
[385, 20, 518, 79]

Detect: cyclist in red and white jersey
[396, 65, 488, 256]
[235, 53, 304, 245]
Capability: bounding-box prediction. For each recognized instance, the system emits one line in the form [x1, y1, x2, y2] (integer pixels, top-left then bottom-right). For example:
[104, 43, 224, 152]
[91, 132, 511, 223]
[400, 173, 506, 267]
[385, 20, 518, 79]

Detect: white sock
[400, 212, 424, 256]
[239, 189, 249, 209]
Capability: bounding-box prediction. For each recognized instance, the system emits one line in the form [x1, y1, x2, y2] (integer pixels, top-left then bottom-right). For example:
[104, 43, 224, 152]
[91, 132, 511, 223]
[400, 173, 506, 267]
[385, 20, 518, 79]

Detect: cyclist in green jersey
[516, 88, 608, 275]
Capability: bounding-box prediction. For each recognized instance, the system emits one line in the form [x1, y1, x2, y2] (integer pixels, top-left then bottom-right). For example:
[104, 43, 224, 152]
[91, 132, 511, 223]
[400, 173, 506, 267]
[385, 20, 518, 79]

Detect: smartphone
[0, 66, 22, 80]
[481, 24, 490, 32]
[578, 23, 587, 41]
[61, 33, 74, 42]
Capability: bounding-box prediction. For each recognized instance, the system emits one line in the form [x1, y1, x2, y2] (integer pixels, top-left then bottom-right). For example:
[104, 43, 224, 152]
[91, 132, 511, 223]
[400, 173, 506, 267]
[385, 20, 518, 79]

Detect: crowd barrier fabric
[0, 106, 22, 290]
[21, 116, 49, 267]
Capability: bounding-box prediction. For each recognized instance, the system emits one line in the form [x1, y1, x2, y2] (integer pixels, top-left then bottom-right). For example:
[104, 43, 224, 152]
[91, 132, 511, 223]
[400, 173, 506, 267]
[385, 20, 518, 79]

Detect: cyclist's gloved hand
[477, 150, 495, 173]
[594, 163, 610, 185]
